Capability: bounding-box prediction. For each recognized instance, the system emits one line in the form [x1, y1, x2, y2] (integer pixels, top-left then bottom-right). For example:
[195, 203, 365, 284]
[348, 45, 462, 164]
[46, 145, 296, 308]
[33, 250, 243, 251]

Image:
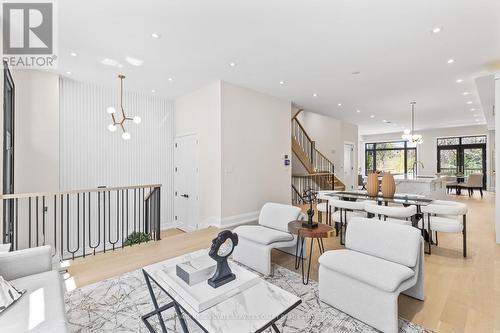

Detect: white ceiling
[57, 0, 500, 135]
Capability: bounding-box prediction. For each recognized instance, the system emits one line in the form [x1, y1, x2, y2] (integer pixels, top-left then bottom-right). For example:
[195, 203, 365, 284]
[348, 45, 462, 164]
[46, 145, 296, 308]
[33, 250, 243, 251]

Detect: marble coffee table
[142, 249, 301, 333]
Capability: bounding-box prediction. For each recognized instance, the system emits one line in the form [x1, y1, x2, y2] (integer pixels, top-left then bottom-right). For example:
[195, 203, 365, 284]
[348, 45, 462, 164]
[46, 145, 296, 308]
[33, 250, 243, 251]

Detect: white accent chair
[318, 217, 424, 333]
[419, 200, 468, 256]
[364, 202, 417, 226]
[329, 199, 367, 244]
[0, 245, 68, 332]
[232, 203, 303, 275]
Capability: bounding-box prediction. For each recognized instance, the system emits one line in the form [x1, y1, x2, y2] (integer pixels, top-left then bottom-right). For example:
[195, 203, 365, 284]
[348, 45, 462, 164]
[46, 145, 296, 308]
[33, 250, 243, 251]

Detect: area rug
[65, 264, 432, 333]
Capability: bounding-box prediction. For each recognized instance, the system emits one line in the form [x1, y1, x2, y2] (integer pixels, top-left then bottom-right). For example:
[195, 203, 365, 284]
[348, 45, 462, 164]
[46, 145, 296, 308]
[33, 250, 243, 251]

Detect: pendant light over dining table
[107, 74, 141, 140]
[401, 101, 423, 144]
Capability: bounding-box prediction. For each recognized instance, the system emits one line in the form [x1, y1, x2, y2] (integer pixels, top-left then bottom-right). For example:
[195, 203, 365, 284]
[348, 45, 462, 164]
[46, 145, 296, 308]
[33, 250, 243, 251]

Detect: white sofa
[232, 202, 303, 275]
[318, 217, 424, 333]
[0, 246, 68, 333]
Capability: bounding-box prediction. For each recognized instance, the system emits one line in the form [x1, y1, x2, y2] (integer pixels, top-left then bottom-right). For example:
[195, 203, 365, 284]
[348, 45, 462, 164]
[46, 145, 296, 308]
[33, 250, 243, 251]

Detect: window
[365, 141, 417, 175]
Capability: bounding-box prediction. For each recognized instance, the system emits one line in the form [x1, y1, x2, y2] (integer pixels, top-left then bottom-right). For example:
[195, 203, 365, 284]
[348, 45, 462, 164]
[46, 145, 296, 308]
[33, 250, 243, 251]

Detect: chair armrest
[0, 245, 52, 281]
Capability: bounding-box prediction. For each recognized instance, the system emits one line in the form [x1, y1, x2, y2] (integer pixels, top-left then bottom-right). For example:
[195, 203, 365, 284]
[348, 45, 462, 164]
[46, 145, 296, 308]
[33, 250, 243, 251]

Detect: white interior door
[343, 143, 355, 190]
[174, 134, 199, 231]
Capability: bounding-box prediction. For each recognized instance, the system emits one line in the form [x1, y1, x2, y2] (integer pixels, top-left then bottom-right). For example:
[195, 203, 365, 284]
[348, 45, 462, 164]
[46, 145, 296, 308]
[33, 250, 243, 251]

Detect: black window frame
[365, 140, 417, 175]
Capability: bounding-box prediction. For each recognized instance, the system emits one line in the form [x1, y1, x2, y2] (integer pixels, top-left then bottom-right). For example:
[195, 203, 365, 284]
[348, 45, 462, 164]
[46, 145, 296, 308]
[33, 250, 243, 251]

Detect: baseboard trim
[161, 221, 177, 230]
[207, 211, 260, 229]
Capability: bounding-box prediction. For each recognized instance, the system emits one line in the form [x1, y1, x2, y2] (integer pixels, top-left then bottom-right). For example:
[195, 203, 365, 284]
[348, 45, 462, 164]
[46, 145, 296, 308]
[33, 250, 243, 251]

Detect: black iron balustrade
[1, 184, 161, 260]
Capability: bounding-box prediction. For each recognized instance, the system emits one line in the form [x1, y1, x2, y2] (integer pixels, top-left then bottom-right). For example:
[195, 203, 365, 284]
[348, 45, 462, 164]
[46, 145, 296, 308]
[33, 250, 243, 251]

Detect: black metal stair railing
[1, 184, 161, 260]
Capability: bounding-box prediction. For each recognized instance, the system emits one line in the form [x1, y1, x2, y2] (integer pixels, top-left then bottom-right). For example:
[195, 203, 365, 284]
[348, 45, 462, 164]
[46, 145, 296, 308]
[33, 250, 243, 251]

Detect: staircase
[291, 113, 345, 201]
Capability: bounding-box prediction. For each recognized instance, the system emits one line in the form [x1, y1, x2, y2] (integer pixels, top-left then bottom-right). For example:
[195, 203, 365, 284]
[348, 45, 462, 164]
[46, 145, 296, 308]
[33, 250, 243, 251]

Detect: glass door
[438, 148, 459, 175]
[437, 136, 487, 189]
[462, 147, 486, 186]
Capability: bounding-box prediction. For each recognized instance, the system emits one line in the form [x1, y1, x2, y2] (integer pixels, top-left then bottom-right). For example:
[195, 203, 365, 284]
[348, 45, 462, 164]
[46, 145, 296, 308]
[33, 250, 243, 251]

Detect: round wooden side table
[288, 220, 334, 285]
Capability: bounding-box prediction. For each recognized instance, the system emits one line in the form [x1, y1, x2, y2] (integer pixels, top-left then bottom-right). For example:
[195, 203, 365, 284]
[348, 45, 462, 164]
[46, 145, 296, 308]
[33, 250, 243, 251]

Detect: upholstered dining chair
[364, 202, 417, 226]
[316, 192, 338, 224]
[419, 200, 468, 256]
[329, 199, 367, 245]
[459, 174, 484, 197]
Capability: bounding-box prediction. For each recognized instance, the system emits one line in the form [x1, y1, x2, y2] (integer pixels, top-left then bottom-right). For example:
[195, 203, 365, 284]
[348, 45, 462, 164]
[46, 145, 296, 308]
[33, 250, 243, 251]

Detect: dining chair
[364, 202, 417, 226]
[330, 199, 368, 245]
[459, 174, 484, 197]
[419, 200, 468, 256]
[316, 192, 339, 224]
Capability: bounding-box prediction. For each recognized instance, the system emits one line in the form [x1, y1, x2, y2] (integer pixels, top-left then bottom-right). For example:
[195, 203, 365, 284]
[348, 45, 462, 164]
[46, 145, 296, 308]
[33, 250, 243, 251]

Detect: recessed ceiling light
[65, 71, 72, 75]
[101, 58, 118, 67]
[370, 115, 375, 119]
[463, 92, 469, 96]
[473, 114, 478, 117]
[117, 64, 123, 68]
[352, 71, 360, 75]
[70, 52, 77, 57]
[447, 58, 455, 64]
[456, 78, 463, 83]
[382, 120, 387, 123]
[356, 110, 361, 113]
[279, 81, 285, 85]
[337, 103, 342, 107]
[466, 101, 473, 104]
[470, 108, 476, 111]
[151, 89, 156, 93]
[431, 27, 442, 34]
[151, 33, 161, 39]
[168, 77, 173, 82]
[312, 93, 318, 97]
[229, 62, 237, 67]
[125, 56, 143, 67]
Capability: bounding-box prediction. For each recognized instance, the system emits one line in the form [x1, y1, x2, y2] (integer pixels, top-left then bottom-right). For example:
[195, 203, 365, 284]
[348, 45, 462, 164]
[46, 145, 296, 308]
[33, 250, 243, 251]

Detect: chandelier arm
[119, 123, 126, 133]
[111, 113, 117, 124]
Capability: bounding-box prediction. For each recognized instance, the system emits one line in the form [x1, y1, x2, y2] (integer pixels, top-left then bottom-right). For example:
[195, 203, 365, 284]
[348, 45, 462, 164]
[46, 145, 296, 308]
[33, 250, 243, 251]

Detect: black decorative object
[207, 230, 239, 288]
[302, 188, 318, 228]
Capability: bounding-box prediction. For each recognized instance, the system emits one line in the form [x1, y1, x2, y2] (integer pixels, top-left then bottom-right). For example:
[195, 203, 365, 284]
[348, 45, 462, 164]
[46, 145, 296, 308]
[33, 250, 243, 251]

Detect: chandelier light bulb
[133, 116, 142, 124]
[106, 106, 116, 114]
[108, 124, 117, 132]
[122, 132, 131, 140]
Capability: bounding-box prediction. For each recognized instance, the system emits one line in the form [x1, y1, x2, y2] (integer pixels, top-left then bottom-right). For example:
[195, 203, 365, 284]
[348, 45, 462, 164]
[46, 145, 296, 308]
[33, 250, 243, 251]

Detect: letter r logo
[2, 3, 53, 54]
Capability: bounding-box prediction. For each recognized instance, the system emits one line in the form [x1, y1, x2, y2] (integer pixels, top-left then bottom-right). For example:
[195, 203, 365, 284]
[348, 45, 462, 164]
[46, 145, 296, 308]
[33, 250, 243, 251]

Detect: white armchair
[318, 217, 424, 333]
[232, 203, 303, 275]
[0, 246, 68, 333]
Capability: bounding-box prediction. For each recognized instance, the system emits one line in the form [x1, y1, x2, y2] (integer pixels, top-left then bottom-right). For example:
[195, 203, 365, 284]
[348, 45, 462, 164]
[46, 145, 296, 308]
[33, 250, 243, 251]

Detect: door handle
[181, 194, 189, 198]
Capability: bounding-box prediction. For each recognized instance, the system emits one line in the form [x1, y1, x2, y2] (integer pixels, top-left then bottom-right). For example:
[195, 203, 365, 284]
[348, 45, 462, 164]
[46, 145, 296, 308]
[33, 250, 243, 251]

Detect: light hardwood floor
[66, 192, 500, 333]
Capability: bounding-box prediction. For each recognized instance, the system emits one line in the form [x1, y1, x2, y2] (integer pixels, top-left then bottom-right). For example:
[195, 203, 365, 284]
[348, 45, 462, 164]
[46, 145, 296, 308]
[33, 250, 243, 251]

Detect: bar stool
[419, 200, 468, 257]
[364, 202, 417, 226]
[330, 199, 367, 245]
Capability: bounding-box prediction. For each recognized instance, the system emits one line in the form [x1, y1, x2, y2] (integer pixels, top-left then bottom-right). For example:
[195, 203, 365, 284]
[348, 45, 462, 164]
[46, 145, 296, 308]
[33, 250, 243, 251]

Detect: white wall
[175, 81, 222, 226]
[295, 111, 359, 186]
[59, 78, 175, 226]
[11, 70, 60, 193]
[360, 125, 489, 179]
[221, 82, 291, 221]
[494, 73, 500, 243]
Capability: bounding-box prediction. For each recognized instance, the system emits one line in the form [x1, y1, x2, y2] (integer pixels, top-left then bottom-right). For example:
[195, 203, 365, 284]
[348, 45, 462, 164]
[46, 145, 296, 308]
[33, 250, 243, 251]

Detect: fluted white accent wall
[59, 78, 174, 225]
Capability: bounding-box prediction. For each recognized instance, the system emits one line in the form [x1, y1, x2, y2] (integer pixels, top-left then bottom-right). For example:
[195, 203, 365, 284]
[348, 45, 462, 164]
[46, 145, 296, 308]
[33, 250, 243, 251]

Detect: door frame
[174, 133, 200, 231]
[437, 136, 487, 188]
[3, 61, 15, 245]
[343, 142, 355, 190]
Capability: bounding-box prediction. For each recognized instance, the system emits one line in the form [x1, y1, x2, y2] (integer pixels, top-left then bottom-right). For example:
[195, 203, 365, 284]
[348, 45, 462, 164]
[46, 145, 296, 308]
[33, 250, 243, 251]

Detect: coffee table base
[142, 269, 292, 333]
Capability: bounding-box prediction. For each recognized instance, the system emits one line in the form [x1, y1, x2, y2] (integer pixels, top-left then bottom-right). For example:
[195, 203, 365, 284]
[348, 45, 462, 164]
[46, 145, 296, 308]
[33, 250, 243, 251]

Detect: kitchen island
[394, 175, 447, 199]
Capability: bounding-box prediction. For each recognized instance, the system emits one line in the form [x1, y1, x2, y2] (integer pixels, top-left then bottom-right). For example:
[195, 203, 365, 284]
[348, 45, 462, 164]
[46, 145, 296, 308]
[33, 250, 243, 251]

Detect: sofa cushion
[0, 276, 25, 314]
[319, 250, 415, 292]
[346, 217, 421, 267]
[234, 225, 294, 245]
[258, 203, 302, 232]
[0, 270, 67, 333]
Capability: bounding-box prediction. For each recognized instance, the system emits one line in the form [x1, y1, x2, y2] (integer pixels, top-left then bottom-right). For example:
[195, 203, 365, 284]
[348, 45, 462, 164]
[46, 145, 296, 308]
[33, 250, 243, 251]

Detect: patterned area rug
[65, 264, 432, 333]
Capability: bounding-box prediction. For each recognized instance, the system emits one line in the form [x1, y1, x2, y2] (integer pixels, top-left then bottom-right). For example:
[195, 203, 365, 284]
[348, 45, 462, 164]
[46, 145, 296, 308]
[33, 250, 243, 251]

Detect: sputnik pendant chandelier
[106, 74, 141, 140]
